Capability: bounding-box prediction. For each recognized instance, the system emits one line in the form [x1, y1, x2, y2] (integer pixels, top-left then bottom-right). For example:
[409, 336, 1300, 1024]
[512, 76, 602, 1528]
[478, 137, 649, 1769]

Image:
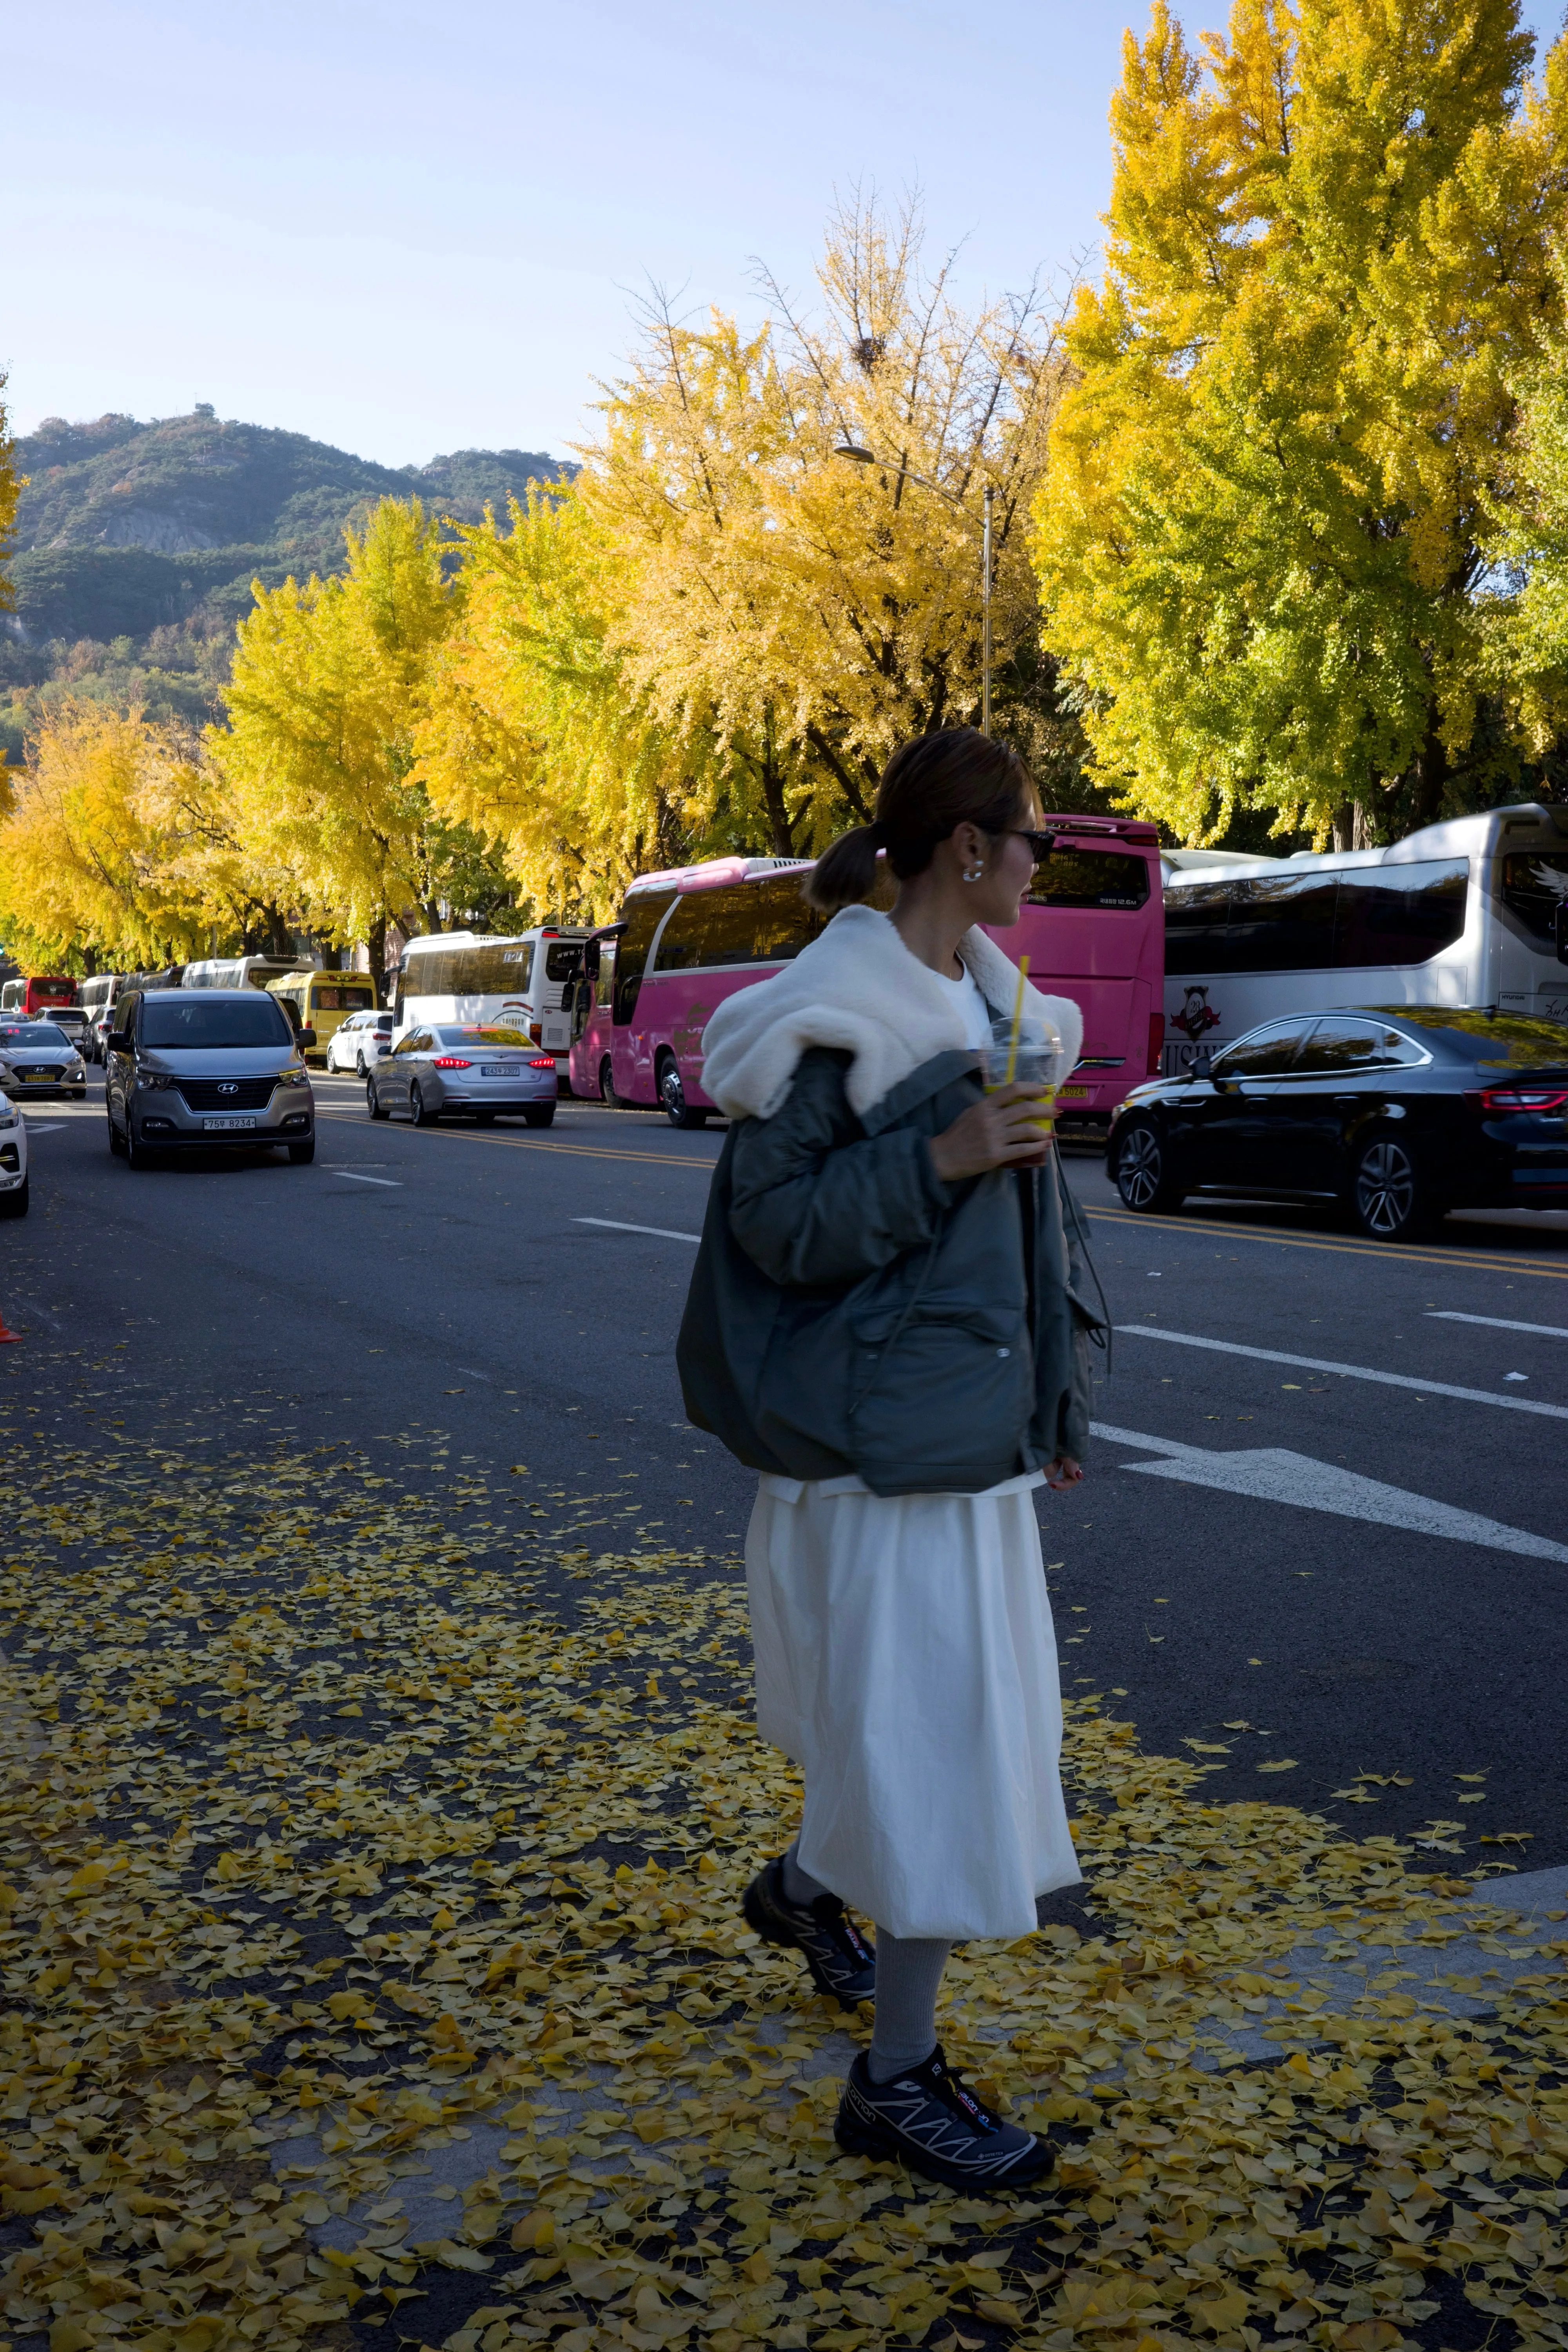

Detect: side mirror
[108, 1029, 132, 1052]
[298, 1027, 317, 1049]
[1191, 1047, 1214, 1080]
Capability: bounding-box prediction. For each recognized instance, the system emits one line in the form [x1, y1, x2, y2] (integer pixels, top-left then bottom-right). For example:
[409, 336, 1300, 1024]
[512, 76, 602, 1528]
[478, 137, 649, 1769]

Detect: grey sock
[867, 1934, 951, 2082]
[780, 1841, 831, 1909]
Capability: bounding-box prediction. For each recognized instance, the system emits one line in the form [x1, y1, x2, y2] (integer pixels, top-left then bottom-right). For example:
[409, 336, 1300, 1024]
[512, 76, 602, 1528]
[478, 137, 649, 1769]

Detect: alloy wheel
[1354, 1139, 1416, 1237]
[1117, 1124, 1165, 1210]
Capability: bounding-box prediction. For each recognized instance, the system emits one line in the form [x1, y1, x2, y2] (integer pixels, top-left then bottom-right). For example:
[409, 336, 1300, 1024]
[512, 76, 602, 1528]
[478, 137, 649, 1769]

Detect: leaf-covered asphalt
[2, 1410, 1566, 2352]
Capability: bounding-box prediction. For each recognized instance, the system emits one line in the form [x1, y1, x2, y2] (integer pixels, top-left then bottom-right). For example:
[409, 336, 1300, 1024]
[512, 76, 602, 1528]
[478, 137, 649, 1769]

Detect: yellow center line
[316, 1109, 719, 1171]
[1086, 1201, 1568, 1279]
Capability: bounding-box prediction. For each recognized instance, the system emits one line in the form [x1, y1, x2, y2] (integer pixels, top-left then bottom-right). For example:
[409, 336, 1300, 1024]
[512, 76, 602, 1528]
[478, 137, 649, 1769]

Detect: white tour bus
[1161, 801, 1568, 1074]
[183, 954, 313, 991]
[394, 928, 593, 1054]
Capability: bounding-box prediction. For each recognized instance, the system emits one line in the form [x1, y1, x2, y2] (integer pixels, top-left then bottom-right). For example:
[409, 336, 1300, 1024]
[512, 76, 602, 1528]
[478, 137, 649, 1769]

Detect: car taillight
[1148, 1012, 1164, 1076]
[529, 1055, 555, 1068]
[1467, 1085, 1568, 1112]
[432, 1056, 472, 1069]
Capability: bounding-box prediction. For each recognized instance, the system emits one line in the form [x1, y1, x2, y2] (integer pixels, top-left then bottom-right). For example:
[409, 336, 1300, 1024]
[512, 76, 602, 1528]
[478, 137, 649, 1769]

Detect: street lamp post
[835, 444, 995, 735]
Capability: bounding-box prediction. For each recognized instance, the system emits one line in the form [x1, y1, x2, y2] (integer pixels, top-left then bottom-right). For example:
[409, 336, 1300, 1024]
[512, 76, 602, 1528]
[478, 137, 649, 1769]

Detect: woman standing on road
[677, 727, 1102, 2195]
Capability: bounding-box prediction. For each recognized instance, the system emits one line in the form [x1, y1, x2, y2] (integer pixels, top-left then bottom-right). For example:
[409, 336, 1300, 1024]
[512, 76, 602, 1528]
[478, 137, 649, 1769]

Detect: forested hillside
[0, 408, 568, 756]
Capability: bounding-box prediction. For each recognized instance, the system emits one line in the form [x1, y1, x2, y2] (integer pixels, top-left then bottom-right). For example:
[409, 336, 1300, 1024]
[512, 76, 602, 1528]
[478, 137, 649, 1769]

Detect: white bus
[394, 928, 593, 1055]
[1161, 801, 1568, 1073]
[183, 954, 312, 991]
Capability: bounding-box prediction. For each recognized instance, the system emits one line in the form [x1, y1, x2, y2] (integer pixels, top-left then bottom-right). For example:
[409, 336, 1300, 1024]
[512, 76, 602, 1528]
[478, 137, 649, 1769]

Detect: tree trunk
[367, 912, 388, 1008]
[1332, 802, 1375, 852]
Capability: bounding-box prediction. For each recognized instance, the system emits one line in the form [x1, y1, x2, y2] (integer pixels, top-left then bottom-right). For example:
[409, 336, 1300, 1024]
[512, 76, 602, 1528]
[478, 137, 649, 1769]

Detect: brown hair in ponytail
[804, 728, 1036, 913]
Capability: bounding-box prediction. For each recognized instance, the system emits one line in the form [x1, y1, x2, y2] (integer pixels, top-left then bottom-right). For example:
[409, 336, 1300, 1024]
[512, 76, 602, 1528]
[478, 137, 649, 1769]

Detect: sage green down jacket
[676, 1044, 1106, 1496]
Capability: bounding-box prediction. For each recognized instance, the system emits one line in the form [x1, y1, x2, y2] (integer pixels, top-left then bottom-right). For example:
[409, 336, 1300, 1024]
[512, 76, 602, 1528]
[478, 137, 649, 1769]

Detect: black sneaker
[741, 1856, 876, 2005]
[834, 2044, 1053, 2193]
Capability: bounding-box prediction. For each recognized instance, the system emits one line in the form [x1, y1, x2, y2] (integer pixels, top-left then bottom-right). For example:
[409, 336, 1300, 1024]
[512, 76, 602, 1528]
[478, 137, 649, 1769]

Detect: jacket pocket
[848, 1303, 1034, 1489]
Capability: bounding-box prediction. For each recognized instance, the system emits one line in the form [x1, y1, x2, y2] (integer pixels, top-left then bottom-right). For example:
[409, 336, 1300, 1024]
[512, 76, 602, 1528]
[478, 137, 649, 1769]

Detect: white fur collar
[699, 903, 1084, 1122]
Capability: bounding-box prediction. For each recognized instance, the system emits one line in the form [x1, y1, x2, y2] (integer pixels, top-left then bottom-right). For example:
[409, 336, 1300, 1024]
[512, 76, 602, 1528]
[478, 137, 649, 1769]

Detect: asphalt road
[5, 1068, 1567, 1887]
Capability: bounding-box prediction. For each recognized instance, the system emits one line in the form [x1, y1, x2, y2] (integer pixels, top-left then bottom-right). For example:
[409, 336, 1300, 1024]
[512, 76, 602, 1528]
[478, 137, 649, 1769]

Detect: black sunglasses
[1003, 828, 1056, 866]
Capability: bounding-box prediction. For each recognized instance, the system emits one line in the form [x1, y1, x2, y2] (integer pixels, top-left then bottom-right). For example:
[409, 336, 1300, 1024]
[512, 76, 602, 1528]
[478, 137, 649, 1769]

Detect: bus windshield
[142, 999, 295, 1049]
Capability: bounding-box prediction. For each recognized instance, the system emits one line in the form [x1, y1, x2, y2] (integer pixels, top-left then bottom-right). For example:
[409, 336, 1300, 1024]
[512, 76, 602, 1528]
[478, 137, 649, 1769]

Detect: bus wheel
[599, 1057, 618, 1107]
[659, 1055, 708, 1129]
[1113, 1119, 1182, 1213]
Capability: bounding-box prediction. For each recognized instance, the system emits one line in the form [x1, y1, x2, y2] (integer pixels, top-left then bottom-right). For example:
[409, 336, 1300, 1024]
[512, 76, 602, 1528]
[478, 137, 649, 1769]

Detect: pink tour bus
[568, 820, 1165, 1129]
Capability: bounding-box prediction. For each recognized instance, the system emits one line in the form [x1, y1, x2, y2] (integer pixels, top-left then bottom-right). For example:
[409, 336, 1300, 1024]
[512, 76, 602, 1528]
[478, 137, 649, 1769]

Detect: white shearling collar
[698, 904, 1084, 1122]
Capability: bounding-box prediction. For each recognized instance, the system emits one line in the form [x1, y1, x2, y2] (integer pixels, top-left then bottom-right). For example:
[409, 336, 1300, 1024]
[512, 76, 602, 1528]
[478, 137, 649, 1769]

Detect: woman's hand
[1044, 1455, 1082, 1490]
[929, 1082, 1053, 1181]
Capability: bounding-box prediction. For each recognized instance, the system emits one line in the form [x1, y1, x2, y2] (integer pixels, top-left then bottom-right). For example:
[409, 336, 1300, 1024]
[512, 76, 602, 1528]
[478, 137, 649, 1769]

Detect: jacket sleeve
[727, 1049, 948, 1290]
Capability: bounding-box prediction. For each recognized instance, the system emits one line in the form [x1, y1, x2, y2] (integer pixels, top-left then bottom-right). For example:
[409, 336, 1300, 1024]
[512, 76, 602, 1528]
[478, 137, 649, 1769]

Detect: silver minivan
[104, 989, 317, 1167]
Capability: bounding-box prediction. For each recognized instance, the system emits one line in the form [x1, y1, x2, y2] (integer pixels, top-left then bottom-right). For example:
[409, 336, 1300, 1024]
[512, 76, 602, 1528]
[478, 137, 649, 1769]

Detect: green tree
[0, 372, 22, 619]
[1033, 0, 1568, 848]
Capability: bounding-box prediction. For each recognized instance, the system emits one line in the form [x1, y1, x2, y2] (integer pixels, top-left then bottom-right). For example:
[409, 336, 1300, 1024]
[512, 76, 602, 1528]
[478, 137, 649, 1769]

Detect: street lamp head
[834, 444, 877, 463]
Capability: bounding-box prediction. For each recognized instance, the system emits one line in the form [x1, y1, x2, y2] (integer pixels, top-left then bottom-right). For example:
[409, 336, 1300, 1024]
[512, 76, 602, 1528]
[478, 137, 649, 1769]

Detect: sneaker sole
[834, 2114, 1054, 2194]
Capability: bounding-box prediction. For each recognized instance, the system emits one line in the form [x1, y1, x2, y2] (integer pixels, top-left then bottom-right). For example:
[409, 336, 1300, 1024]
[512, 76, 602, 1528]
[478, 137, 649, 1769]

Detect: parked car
[1106, 1005, 1568, 1240]
[326, 1008, 396, 1075]
[104, 989, 317, 1167]
[0, 1021, 88, 1100]
[367, 1023, 557, 1127]
[87, 1005, 119, 1065]
[0, 1091, 28, 1216]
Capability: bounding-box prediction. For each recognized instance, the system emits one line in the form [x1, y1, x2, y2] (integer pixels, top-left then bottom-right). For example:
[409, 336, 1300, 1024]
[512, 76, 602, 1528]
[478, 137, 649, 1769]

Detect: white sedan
[0, 1020, 87, 1102]
[325, 1009, 396, 1075]
[0, 1091, 28, 1217]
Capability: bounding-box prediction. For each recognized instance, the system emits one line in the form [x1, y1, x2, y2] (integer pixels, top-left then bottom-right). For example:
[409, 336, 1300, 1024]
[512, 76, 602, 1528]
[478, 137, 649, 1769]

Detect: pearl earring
[964, 864, 983, 882]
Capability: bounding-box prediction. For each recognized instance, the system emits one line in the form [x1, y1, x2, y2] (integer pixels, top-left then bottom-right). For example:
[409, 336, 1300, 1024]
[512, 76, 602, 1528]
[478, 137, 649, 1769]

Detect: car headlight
[0, 1105, 16, 1129]
[136, 1071, 179, 1091]
[278, 1067, 311, 1089]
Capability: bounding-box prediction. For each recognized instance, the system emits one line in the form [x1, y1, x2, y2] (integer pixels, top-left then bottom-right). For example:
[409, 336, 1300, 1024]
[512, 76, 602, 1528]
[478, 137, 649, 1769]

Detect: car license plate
[1058, 1085, 1091, 1099]
[23, 1072, 51, 1083]
[480, 1064, 520, 1076]
[202, 1115, 258, 1131]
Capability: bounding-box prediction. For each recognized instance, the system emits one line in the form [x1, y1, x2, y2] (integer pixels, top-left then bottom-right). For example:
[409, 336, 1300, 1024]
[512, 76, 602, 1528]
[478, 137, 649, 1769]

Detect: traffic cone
[0, 1311, 21, 1344]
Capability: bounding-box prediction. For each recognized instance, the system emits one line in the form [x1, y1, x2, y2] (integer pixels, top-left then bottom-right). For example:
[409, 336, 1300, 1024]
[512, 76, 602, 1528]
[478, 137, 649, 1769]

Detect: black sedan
[1106, 1006, 1568, 1240]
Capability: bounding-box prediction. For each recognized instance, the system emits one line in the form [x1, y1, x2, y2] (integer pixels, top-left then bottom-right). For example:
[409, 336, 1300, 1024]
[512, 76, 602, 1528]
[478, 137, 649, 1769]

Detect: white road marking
[1091, 1421, 1568, 1563]
[1116, 1323, 1568, 1421]
[1429, 1309, 1568, 1339]
[331, 1171, 402, 1187]
[574, 1216, 702, 1243]
[21, 1123, 63, 1134]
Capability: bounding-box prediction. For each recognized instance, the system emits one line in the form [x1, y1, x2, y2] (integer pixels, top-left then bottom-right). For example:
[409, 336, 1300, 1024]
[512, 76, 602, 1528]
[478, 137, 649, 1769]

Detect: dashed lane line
[575, 1216, 703, 1243]
[1428, 1309, 1568, 1339]
[315, 1108, 719, 1172]
[1092, 1421, 1568, 1563]
[1115, 1323, 1568, 1420]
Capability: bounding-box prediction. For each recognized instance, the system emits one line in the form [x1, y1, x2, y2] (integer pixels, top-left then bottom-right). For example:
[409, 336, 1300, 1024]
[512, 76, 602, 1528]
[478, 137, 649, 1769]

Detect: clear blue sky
[8, 0, 1566, 468]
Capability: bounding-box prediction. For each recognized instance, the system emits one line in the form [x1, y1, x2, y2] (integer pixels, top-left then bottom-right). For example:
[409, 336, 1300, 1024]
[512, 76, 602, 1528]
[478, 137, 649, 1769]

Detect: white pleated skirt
[745, 1468, 1081, 1940]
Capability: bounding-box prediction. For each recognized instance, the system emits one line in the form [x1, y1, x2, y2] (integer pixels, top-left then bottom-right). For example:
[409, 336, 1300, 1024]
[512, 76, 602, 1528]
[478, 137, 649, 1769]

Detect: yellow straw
[1004, 955, 1029, 1083]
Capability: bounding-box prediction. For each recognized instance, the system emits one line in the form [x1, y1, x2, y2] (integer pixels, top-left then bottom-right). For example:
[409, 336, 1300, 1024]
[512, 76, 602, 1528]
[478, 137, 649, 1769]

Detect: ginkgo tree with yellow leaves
[1034, 0, 1568, 848]
[0, 700, 296, 972]
[580, 195, 1082, 852]
[214, 498, 514, 975]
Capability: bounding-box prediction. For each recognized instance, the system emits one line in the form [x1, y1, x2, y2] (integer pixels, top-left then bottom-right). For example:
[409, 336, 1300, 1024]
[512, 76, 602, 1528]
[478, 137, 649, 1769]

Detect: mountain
[5, 407, 568, 646]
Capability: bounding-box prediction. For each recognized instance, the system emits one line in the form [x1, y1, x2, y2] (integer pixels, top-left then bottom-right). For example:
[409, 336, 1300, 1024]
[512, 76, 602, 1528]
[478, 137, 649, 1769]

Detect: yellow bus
[267, 970, 378, 1062]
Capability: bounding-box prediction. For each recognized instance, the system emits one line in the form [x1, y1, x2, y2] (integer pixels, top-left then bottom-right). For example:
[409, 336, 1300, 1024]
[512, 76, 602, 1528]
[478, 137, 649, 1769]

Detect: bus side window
[613, 892, 677, 1024]
[748, 873, 824, 962]
[653, 887, 757, 973]
[1164, 880, 1234, 975]
[1334, 861, 1467, 967]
